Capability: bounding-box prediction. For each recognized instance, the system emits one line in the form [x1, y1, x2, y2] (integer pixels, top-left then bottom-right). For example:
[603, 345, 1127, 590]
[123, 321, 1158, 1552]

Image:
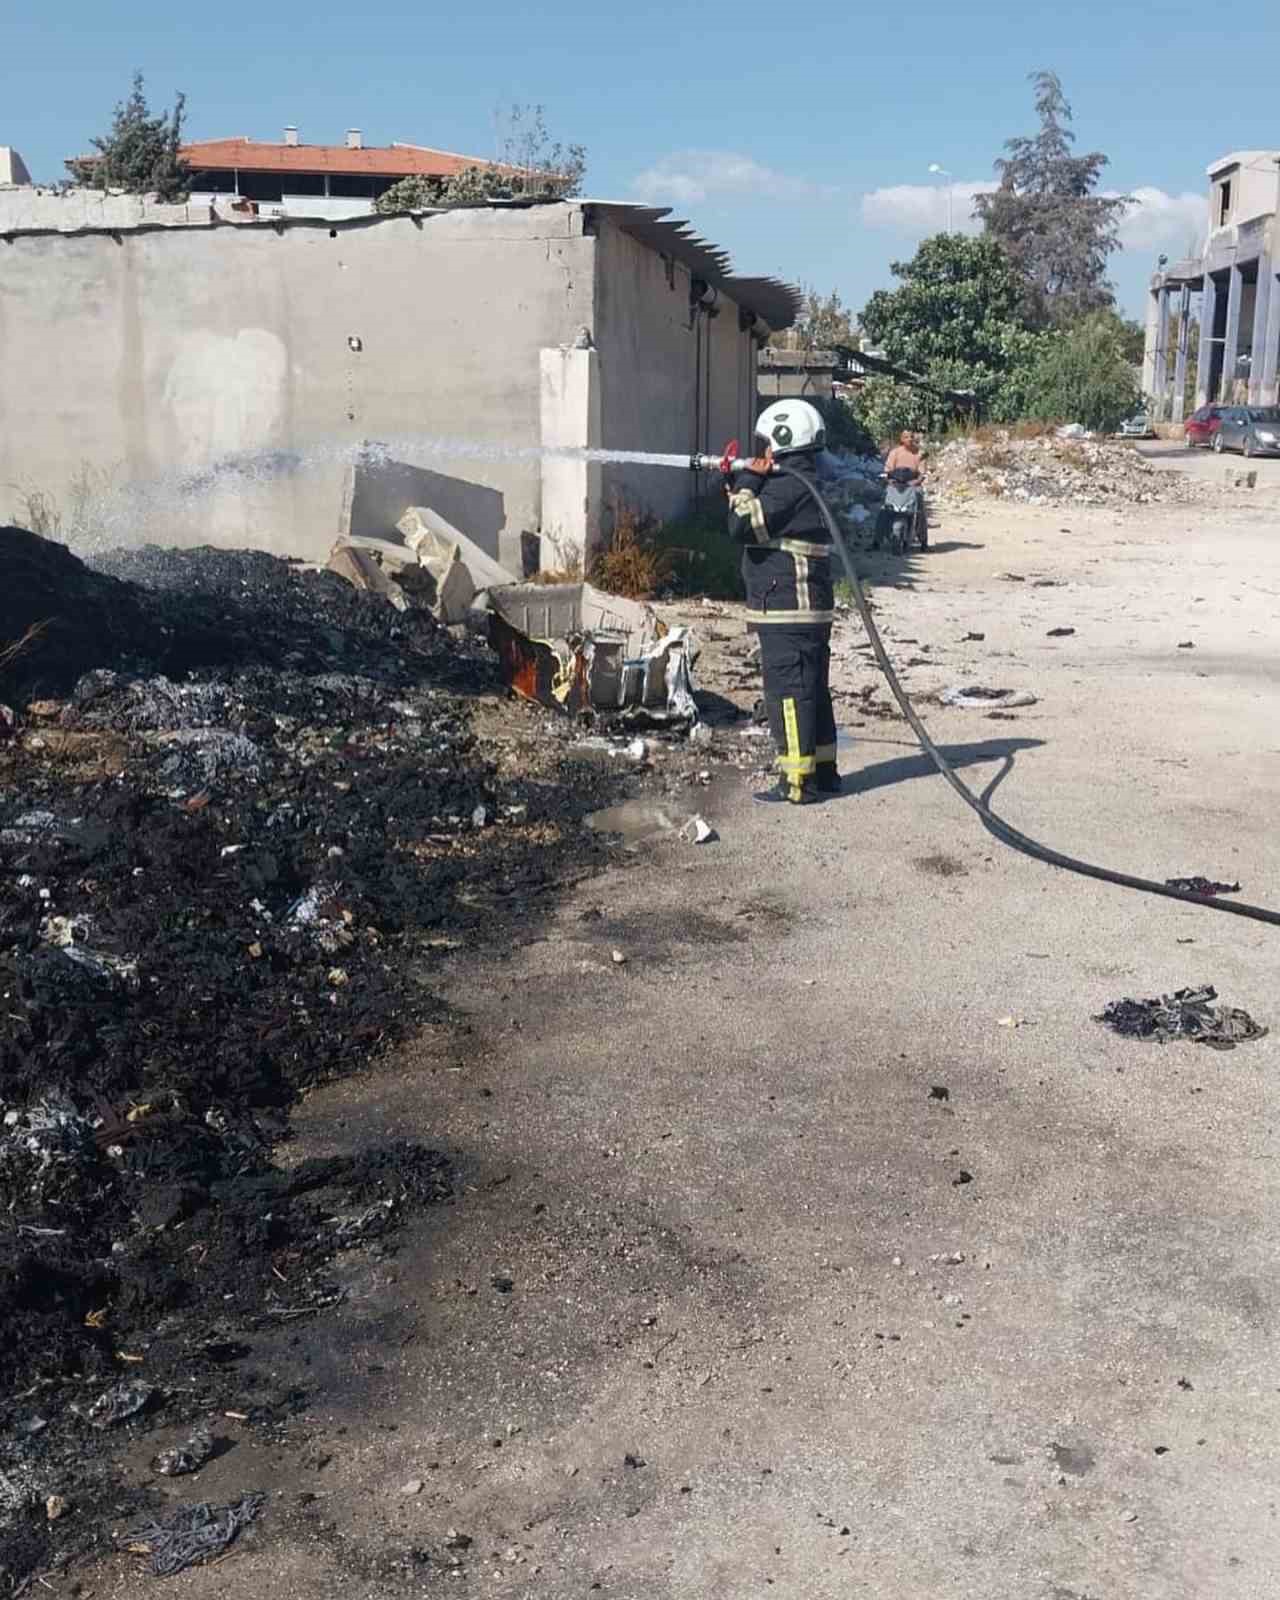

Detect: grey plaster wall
[592, 218, 757, 528]
[0, 206, 595, 569]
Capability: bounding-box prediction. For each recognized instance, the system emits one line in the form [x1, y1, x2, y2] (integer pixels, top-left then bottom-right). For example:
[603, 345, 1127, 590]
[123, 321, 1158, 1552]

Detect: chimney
[284, 125, 299, 146]
[345, 129, 362, 150]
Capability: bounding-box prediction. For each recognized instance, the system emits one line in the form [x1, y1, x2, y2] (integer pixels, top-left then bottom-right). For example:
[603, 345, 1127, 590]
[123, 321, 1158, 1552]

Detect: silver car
[1213, 405, 1280, 457]
[1117, 412, 1154, 438]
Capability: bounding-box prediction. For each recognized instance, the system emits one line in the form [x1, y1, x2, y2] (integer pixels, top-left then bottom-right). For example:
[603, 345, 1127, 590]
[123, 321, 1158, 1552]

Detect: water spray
[686, 443, 1280, 930]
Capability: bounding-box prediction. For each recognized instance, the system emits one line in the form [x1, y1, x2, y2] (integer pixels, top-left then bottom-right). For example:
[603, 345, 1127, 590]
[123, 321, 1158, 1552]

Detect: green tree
[1166, 308, 1200, 414]
[854, 376, 933, 447]
[770, 286, 858, 351]
[974, 71, 1130, 327]
[1022, 312, 1143, 431]
[1111, 313, 1146, 365]
[376, 104, 586, 214]
[858, 233, 1049, 430]
[498, 103, 586, 198]
[69, 71, 190, 203]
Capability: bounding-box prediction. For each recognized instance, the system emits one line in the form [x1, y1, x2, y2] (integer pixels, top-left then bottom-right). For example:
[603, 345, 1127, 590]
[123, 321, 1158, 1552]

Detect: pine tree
[71, 72, 191, 203]
[974, 71, 1130, 327]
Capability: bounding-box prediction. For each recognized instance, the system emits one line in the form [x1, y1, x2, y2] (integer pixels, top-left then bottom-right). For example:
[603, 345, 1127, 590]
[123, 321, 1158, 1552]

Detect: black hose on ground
[773, 463, 1280, 930]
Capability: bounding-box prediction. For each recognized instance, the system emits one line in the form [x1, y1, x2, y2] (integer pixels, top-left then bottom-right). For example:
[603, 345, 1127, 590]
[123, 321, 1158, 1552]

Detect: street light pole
[928, 163, 953, 232]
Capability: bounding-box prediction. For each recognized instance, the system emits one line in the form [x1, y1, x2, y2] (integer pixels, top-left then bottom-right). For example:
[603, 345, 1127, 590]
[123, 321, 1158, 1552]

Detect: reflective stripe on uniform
[768, 539, 831, 559]
[793, 553, 811, 614]
[744, 608, 835, 626]
[729, 487, 769, 543]
[815, 743, 837, 763]
[778, 696, 815, 800]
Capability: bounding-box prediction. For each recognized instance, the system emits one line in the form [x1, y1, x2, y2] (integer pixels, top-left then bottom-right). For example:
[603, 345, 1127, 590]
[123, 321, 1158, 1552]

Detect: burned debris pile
[0, 528, 616, 1587]
[1095, 985, 1267, 1048]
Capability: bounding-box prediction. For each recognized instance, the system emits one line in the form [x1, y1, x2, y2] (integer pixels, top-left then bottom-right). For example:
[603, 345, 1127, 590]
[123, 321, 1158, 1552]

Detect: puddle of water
[586, 799, 691, 846]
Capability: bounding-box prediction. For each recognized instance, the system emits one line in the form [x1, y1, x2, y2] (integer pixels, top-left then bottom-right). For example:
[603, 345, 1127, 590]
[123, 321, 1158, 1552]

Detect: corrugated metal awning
[580, 201, 802, 332]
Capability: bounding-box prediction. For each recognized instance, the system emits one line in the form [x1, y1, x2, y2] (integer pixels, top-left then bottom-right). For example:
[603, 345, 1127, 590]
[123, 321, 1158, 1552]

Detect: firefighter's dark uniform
[727, 450, 838, 803]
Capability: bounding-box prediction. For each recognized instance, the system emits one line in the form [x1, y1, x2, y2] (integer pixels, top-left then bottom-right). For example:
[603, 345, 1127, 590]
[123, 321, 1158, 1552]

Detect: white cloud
[1112, 186, 1204, 254]
[860, 180, 997, 235]
[859, 179, 1207, 259]
[632, 150, 816, 206]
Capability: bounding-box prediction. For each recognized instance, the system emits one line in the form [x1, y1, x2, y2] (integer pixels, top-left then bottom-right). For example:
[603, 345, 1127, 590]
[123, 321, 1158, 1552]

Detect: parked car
[1117, 412, 1155, 438]
[1183, 405, 1224, 448]
[1212, 404, 1280, 457]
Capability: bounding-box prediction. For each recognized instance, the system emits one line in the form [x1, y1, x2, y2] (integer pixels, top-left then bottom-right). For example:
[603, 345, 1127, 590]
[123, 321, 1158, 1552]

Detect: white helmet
[754, 399, 826, 456]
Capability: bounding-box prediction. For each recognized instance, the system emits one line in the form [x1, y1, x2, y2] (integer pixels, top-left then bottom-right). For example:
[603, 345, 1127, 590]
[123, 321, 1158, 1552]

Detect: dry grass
[1, 621, 47, 675]
[589, 499, 674, 601]
[952, 420, 1059, 446]
[10, 488, 63, 538]
[527, 531, 584, 585]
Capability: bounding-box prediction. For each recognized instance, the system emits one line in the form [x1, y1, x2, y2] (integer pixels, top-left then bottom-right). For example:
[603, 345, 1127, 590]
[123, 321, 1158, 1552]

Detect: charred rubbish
[1095, 986, 1267, 1048]
[1163, 876, 1241, 897]
[0, 530, 628, 1588]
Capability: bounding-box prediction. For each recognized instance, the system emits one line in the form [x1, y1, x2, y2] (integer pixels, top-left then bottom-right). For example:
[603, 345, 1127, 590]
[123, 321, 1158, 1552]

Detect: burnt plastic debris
[1164, 877, 1241, 897]
[77, 1380, 157, 1429]
[939, 686, 1037, 710]
[1095, 986, 1267, 1049]
[123, 1490, 265, 1575]
[480, 582, 698, 720]
[154, 1427, 215, 1478]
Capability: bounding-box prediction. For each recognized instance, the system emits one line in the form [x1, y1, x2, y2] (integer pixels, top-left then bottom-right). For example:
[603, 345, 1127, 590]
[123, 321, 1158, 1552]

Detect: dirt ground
[91, 466, 1280, 1600]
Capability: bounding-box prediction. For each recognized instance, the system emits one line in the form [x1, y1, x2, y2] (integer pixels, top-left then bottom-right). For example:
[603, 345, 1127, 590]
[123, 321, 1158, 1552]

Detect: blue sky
[8, 0, 1280, 321]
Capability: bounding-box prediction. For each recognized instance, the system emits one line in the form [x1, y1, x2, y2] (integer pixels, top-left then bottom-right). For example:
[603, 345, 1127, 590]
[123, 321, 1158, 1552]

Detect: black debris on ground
[1094, 986, 1268, 1049]
[1164, 876, 1241, 897]
[122, 1490, 266, 1576]
[0, 531, 625, 1589]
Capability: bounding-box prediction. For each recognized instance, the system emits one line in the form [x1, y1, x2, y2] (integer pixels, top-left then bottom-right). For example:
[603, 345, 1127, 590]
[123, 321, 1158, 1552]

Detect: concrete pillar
[1221, 263, 1244, 400]
[539, 347, 602, 570]
[1150, 288, 1171, 419]
[1195, 276, 1217, 406]
[1141, 287, 1161, 398]
[1248, 263, 1273, 404]
[1172, 285, 1192, 424]
[1260, 258, 1280, 405]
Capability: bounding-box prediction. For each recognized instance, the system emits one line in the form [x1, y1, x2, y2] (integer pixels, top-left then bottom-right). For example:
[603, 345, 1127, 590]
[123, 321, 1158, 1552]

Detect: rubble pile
[930, 434, 1215, 508]
[818, 451, 886, 546]
[326, 504, 517, 624]
[0, 529, 619, 1587]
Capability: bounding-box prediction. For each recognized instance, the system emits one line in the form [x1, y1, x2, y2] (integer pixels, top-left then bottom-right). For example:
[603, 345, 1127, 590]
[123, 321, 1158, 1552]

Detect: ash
[0, 529, 616, 1588]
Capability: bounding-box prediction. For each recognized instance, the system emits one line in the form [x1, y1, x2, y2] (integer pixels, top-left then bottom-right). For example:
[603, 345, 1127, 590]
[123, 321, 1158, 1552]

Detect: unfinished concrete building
[1143, 151, 1280, 419]
[0, 197, 797, 570]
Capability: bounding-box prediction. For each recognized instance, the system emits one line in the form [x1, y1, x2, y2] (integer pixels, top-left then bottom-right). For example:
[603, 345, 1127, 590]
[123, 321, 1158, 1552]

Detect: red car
[1184, 405, 1224, 448]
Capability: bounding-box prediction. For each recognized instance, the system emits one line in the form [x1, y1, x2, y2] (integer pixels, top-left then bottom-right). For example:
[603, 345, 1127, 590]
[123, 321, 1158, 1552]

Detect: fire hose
[689, 444, 1280, 929]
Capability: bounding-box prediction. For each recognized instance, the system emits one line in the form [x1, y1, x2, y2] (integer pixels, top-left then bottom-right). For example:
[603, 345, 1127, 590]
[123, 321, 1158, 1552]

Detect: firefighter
[726, 400, 839, 804]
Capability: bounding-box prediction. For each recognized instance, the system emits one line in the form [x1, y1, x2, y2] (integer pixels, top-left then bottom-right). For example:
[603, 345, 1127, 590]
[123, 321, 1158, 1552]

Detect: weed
[0, 622, 47, 681]
[651, 501, 741, 601]
[528, 531, 584, 585]
[835, 577, 874, 610]
[9, 487, 63, 538]
[7, 463, 120, 546]
[590, 499, 675, 601]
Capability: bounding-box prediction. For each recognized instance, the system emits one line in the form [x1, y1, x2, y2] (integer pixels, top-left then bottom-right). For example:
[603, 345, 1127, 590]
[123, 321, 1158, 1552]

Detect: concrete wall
[1208, 155, 1280, 236]
[0, 206, 595, 570]
[0, 189, 201, 231]
[0, 148, 33, 186]
[591, 218, 757, 529]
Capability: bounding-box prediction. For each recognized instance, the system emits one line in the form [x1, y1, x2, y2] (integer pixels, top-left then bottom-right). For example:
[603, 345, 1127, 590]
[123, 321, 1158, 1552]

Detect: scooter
[878, 467, 928, 555]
